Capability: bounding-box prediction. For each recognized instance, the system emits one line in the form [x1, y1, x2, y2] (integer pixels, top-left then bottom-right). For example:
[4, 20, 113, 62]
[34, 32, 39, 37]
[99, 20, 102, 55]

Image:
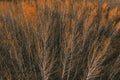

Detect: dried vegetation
[0, 0, 120, 80]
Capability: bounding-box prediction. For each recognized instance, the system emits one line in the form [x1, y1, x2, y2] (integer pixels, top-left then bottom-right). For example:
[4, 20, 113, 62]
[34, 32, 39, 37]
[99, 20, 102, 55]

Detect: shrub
[0, 1, 120, 80]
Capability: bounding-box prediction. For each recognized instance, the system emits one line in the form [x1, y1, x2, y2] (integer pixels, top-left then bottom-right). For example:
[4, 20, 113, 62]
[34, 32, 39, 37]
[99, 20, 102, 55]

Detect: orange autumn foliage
[22, 2, 37, 21]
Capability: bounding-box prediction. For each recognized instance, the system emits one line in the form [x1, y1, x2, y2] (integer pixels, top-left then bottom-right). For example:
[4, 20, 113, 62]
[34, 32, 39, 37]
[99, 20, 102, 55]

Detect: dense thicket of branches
[0, 1, 120, 80]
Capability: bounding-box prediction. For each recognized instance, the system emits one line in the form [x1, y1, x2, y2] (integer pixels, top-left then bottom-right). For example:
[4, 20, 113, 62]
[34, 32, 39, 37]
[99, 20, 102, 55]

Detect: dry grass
[0, 0, 120, 80]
